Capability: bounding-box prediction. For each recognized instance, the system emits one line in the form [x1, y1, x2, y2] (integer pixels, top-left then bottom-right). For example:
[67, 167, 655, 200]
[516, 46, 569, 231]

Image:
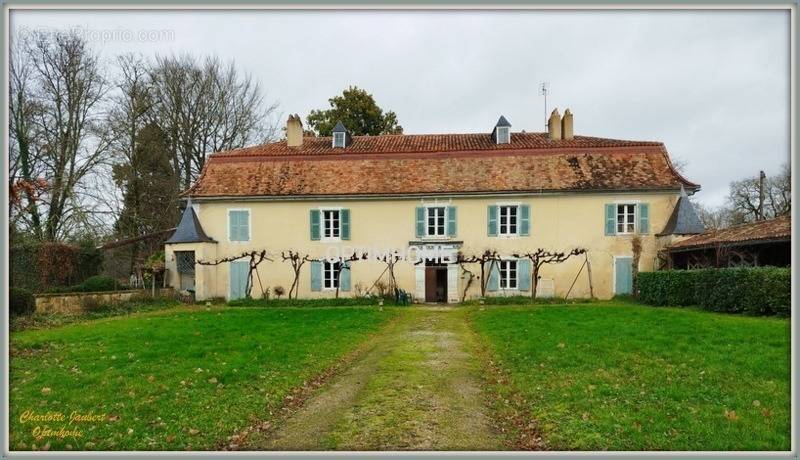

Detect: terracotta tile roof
[187, 132, 699, 198]
[669, 214, 791, 250]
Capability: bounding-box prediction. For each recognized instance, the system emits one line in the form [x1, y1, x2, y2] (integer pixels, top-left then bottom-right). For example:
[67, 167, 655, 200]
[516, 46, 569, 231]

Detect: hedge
[10, 288, 35, 316]
[638, 267, 790, 315]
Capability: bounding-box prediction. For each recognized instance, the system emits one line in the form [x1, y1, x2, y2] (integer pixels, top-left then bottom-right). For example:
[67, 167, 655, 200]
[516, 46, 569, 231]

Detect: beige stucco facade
[166, 190, 681, 302]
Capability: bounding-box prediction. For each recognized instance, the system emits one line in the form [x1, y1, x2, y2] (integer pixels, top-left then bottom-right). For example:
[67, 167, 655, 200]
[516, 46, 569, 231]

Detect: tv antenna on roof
[539, 82, 550, 131]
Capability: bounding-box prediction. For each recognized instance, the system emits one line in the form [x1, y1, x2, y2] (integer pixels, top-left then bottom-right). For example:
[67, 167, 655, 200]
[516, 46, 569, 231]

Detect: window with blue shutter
[229, 210, 250, 242]
[446, 206, 457, 237]
[415, 207, 425, 238]
[340, 261, 351, 292]
[519, 204, 531, 236]
[486, 261, 500, 291]
[229, 261, 249, 299]
[487, 205, 498, 237]
[310, 210, 321, 240]
[518, 259, 531, 291]
[341, 209, 351, 240]
[604, 204, 616, 236]
[638, 203, 650, 234]
[310, 261, 322, 291]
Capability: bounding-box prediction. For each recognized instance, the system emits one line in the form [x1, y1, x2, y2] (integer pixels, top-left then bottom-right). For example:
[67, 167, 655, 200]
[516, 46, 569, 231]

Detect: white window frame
[498, 204, 520, 237]
[227, 208, 251, 243]
[425, 205, 447, 238]
[616, 203, 637, 235]
[499, 259, 518, 290]
[496, 126, 510, 144]
[323, 260, 341, 290]
[333, 132, 345, 148]
[320, 207, 343, 241]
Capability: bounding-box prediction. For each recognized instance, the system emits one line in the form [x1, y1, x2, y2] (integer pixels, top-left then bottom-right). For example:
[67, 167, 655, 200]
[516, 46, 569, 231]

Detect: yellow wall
[165, 192, 681, 302]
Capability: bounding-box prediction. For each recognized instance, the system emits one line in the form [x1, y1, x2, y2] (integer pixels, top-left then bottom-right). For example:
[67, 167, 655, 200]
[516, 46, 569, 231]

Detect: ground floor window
[499, 260, 518, 289]
[323, 261, 341, 289]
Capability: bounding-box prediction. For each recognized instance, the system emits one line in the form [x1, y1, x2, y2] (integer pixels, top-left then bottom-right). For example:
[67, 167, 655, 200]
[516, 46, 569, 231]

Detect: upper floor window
[323, 210, 341, 239]
[499, 205, 518, 236]
[617, 204, 636, 234]
[333, 132, 346, 148]
[228, 209, 250, 242]
[323, 261, 341, 289]
[499, 260, 518, 289]
[496, 126, 510, 144]
[426, 206, 446, 237]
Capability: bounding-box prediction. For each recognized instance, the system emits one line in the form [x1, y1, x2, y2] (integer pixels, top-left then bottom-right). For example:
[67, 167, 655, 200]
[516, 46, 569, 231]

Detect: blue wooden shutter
[638, 203, 650, 234]
[241, 211, 250, 241]
[615, 258, 633, 295]
[340, 209, 351, 240]
[487, 261, 500, 292]
[518, 259, 531, 291]
[604, 204, 616, 236]
[487, 205, 498, 237]
[229, 261, 249, 299]
[519, 204, 530, 236]
[340, 261, 351, 292]
[446, 206, 457, 237]
[415, 207, 425, 238]
[229, 211, 248, 241]
[310, 210, 321, 241]
[310, 261, 322, 291]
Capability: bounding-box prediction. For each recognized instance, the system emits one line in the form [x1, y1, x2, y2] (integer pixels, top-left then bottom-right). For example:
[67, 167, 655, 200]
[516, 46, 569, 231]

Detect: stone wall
[34, 288, 175, 314]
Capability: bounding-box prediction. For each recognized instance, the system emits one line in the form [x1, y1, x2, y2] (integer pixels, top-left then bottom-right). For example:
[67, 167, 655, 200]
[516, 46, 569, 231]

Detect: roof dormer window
[496, 126, 510, 144]
[333, 132, 345, 148]
[332, 120, 350, 149]
[492, 115, 512, 145]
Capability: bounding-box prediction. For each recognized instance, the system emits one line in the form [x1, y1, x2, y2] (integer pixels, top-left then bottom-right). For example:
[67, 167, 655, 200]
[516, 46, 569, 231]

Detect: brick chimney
[548, 109, 562, 140]
[561, 108, 574, 140]
[286, 114, 303, 147]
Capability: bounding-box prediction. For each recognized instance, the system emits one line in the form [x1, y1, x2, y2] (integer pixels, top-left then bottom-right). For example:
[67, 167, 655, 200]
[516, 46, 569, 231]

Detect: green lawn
[10, 305, 393, 450]
[470, 303, 790, 450]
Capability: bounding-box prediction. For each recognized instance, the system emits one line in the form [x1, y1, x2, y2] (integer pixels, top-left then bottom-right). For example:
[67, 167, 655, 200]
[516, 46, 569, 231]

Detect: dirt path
[243, 307, 510, 451]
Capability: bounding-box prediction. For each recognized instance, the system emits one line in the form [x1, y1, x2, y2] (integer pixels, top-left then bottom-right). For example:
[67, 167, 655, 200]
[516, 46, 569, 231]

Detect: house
[165, 110, 702, 303]
[664, 214, 790, 269]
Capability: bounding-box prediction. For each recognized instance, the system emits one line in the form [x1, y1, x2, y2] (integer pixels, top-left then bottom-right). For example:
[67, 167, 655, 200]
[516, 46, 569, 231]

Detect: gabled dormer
[332, 121, 352, 148]
[491, 116, 512, 144]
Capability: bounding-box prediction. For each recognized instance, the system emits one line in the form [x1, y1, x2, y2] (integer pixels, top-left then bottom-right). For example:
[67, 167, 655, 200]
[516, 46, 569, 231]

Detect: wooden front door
[425, 267, 438, 302]
[425, 265, 448, 303]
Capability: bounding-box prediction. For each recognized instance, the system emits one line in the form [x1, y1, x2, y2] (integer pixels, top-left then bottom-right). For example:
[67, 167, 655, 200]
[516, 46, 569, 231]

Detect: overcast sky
[11, 9, 790, 207]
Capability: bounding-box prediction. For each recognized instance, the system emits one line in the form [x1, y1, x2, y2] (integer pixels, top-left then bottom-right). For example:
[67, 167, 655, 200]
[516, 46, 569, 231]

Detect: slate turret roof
[658, 186, 706, 236]
[165, 199, 215, 244]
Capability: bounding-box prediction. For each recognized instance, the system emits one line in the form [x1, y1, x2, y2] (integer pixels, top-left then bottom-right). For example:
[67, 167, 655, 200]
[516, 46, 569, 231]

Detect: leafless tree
[728, 165, 790, 223]
[148, 54, 280, 189]
[457, 250, 500, 298]
[10, 31, 112, 241]
[514, 248, 586, 299]
[631, 236, 642, 297]
[198, 249, 272, 299]
[281, 251, 315, 300]
[9, 36, 46, 237]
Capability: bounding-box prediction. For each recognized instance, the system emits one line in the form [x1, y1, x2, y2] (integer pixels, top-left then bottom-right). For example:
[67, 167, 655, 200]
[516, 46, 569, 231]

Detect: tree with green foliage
[112, 122, 179, 272]
[306, 86, 403, 136]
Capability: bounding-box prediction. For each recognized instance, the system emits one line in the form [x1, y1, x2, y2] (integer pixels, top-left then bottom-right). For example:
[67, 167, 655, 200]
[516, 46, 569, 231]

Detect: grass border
[465, 307, 545, 451]
[221, 314, 401, 450]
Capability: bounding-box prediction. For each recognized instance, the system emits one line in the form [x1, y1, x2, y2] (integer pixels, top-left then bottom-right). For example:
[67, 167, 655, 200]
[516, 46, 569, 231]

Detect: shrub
[273, 286, 285, 299]
[76, 275, 117, 293]
[638, 267, 790, 316]
[9, 288, 35, 316]
[81, 296, 107, 313]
